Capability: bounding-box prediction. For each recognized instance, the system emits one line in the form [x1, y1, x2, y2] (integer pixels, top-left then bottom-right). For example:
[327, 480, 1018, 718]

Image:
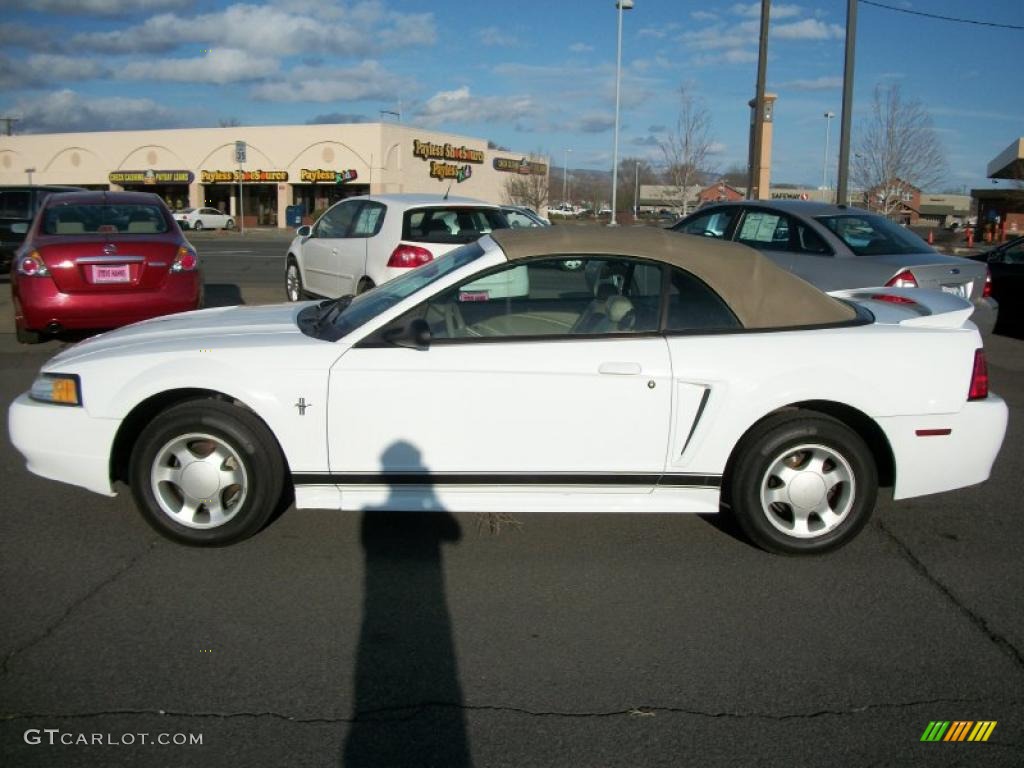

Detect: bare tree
[501, 154, 550, 212]
[659, 84, 716, 216]
[851, 83, 947, 217]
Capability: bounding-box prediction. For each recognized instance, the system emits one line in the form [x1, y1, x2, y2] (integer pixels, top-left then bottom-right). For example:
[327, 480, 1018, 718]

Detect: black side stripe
[292, 472, 722, 488]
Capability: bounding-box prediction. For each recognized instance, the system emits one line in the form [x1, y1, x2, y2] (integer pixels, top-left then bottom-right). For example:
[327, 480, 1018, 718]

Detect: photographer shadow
[342, 441, 471, 768]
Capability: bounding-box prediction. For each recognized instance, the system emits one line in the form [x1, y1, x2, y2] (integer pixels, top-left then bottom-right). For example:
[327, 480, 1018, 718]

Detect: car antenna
[443, 182, 452, 200]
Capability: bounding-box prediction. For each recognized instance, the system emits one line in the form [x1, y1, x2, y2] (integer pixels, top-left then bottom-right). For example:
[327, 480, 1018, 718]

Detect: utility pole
[836, 0, 857, 205]
[747, 0, 770, 199]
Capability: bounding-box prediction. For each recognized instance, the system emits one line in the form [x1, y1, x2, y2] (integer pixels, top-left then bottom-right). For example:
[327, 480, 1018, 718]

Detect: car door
[988, 240, 1024, 323]
[203, 207, 227, 229]
[327, 256, 673, 488]
[341, 201, 385, 292]
[731, 206, 797, 272]
[301, 200, 359, 298]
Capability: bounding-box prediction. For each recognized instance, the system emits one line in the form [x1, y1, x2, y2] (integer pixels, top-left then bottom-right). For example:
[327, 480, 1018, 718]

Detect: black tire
[16, 324, 41, 344]
[193, 220, 203, 231]
[356, 277, 375, 294]
[285, 258, 304, 302]
[225, 219, 235, 230]
[725, 412, 877, 555]
[128, 399, 286, 546]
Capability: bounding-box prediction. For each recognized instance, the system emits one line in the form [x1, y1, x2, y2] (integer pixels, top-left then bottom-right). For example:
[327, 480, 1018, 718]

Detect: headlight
[29, 373, 82, 406]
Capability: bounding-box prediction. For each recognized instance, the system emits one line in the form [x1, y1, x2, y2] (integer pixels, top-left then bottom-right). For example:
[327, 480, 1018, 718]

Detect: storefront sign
[299, 169, 358, 184]
[493, 157, 547, 176]
[429, 162, 473, 183]
[200, 170, 289, 183]
[108, 170, 194, 185]
[413, 139, 484, 164]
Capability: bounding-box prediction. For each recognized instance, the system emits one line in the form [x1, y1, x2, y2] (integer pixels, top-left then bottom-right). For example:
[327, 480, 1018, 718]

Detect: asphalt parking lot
[1, 233, 1022, 766]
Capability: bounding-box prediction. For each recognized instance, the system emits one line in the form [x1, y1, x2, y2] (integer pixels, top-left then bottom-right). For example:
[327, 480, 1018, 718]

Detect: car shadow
[202, 282, 246, 308]
[341, 441, 471, 768]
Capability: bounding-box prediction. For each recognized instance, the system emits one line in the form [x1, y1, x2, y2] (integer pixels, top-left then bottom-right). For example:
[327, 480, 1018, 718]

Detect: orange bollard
[927, 229, 934, 245]
[967, 227, 974, 248]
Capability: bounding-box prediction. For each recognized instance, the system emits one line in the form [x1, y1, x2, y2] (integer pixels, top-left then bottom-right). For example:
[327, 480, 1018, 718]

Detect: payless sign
[413, 139, 484, 184]
[201, 170, 289, 183]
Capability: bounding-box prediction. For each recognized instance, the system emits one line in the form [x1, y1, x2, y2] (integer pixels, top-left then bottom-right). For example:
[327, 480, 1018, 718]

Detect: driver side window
[674, 209, 737, 239]
[410, 257, 662, 340]
[315, 200, 359, 239]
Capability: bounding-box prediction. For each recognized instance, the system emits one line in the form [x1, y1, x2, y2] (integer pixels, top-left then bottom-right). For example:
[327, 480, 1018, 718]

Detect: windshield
[816, 213, 931, 256]
[310, 241, 486, 340]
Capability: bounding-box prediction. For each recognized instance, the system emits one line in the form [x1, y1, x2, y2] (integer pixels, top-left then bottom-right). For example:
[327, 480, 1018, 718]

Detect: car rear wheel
[225, 219, 235, 230]
[129, 399, 286, 546]
[193, 220, 203, 231]
[726, 413, 877, 555]
[356, 277, 375, 294]
[285, 259, 304, 301]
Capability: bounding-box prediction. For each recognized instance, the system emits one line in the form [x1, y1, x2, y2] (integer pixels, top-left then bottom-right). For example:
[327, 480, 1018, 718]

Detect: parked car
[285, 193, 509, 301]
[173, 207, 234, 231]
[9, 227, 1006, 554]
[11, 191, 202, 343]
[1, 185, 86, 274]
[670, 201, 998, 335]
[969, 235, 1023, 330]
[501, 205, 550, 228]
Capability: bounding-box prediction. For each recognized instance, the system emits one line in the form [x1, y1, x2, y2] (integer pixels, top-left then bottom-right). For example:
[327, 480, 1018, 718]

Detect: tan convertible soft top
[490, 226, 856, 329]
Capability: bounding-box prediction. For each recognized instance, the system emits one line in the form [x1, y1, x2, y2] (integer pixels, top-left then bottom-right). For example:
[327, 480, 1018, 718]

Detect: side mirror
[10, 222, 28, 235]
[296, 225, 312, 238]
[382, 318, 431, 350]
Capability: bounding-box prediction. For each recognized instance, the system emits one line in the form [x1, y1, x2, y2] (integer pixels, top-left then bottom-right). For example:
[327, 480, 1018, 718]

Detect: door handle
[598, 362, 642, 375]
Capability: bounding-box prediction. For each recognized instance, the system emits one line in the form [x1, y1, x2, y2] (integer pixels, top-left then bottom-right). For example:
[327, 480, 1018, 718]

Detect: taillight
[387, 244, 433, 268]
[983, 267, 992, 298]
[968, 348, 989, 401]
[885, 269, 917, 288]
[16, 250, 50, 277]
[171, 245, 198, 272]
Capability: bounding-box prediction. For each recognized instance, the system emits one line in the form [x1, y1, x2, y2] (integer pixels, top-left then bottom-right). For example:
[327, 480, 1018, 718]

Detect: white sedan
[8, 228, 1008, 554]
[173, 207, 234, 231]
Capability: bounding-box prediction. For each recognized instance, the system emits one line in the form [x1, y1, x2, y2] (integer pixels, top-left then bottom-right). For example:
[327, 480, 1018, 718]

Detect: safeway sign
[234, 141, 246, 164]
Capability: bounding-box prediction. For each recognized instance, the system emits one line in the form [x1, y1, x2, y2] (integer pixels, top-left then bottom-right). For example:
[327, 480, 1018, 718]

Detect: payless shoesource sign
[413, 139, 484, 183]
[200, 170, 289, 183]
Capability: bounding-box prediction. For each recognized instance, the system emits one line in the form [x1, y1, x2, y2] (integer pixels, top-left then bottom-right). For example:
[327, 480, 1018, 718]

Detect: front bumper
[879, 394, 1008, 500]
[8, 393, 119, 496]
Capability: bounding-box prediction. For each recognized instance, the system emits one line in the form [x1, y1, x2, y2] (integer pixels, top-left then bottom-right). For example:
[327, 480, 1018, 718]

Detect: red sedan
[12, 191, 202, 343]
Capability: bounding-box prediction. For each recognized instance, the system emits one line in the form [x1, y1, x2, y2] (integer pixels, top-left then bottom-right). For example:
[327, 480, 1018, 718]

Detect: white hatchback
[173, 207, 234, 231]
[284, 193, 508, 300]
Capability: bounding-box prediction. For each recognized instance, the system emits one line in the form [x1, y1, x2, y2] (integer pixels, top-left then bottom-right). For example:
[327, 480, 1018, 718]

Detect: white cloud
[479, 26, 519, 47]
[251, 61, 403, 103]
[0, 54, 108, 89]
[772, 19, 844, 40]
[732, 3, 802, 19]
[776, 75, 842, 91]
[575, 113, 615, 133]
[0, 22, 48, 46]
[691, 11, 718, 21]
[7, 0, 190, 14]
[412, 86, 540, 128]
[120, 49, 279, 84]
[569, 42, 594, 53]
[12, 89, 181, 133]
[72, 2, 436, 57]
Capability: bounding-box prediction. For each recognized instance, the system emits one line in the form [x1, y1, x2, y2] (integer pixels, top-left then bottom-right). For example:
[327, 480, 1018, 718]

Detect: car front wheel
[193, 220, 203, 231]
[129, 399, 286, 546]
[726, 413, 877, 555]
[225, 219, 234, 230]
[285, 259, 304, 301]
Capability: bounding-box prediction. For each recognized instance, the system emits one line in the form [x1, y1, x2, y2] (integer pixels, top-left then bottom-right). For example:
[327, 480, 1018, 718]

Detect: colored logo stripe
[920, 720, 996, 742]
[968, 721, 997, 742]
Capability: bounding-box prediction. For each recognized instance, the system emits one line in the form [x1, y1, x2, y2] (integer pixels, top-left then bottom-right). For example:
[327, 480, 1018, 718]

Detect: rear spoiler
[830, 287, 974, 330]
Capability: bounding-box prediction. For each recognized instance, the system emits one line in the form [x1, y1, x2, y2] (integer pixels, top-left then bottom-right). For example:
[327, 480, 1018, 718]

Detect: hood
[46, 302, 314, 367]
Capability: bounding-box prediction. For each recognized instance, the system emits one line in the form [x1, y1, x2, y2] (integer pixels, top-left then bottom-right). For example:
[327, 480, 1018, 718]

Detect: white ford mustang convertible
[8, 228, 1008, 554]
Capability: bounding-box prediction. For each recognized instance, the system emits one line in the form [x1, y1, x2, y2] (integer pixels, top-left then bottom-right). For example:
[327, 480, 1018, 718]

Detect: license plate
[940, 283, 967, 299]
[92, 265, 131, 283]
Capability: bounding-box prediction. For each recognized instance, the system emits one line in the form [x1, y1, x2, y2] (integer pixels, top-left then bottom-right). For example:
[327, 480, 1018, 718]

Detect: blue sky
[1, 0, 1021, 189]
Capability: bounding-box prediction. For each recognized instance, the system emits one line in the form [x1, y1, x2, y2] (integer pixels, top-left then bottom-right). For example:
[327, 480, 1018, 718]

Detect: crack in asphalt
[0, 539, 161, 678]
[2, 695, 1019, 725]
[878, 519, 1024, 673]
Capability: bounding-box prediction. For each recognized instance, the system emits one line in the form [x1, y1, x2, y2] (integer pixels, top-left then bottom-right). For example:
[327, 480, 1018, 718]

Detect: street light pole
[634, 160, 640, 218]
[563, 148, 572, 206]
[822, 111, 835, 199]
[609, 0, 634, 227]
[25, 167, 35, 185]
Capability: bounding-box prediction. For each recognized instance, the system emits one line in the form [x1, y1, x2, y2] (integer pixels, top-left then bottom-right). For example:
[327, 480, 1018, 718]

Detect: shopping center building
[0, 123, 549, 228]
